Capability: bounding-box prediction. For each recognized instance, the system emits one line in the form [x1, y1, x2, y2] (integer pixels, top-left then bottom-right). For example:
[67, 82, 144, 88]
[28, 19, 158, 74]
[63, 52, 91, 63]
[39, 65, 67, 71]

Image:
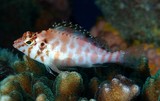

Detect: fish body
[13, 23, 125, 73]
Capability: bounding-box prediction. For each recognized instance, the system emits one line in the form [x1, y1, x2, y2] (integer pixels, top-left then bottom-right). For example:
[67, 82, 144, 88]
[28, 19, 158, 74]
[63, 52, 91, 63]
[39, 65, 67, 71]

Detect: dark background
[0, 0, 102, 49]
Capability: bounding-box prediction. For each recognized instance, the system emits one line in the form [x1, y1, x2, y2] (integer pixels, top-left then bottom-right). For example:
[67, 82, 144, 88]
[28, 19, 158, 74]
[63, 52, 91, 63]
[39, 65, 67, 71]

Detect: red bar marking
[101, 54, 106, 62]
[116, 51, 120, 62]
[108, 53, 112, 62]
[91, 54, 98, 63]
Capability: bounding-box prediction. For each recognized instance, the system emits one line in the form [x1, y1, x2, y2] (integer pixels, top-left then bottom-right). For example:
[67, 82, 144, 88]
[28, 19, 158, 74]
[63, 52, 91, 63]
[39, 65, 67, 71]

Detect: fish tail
[103, 49, 147, 69]
[122, 48, 147, 68]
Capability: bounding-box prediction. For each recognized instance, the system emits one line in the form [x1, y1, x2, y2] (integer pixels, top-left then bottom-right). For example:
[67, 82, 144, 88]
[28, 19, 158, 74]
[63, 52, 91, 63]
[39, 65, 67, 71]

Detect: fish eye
[41, 42, 45, 46]
[26, 40, 32, 44]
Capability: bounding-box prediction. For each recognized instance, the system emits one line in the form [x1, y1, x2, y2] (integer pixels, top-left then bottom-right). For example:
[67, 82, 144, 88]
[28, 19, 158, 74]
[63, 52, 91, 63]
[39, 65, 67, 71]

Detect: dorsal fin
[52, 21, 90, 37]
[52, 21, 109, 51]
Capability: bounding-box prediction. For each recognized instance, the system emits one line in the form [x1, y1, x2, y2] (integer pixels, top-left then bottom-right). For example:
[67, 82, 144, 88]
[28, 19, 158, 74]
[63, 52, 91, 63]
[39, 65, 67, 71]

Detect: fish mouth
[13, 38, 23, 48]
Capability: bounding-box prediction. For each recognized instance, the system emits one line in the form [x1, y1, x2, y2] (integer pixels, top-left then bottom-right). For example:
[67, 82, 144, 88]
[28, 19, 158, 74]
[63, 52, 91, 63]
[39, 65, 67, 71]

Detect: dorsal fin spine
[52, 21, 109, 50]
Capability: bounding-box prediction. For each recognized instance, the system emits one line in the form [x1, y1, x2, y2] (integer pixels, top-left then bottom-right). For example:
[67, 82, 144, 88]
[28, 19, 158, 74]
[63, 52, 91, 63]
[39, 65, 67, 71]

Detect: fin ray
[52, 21, 109, 50]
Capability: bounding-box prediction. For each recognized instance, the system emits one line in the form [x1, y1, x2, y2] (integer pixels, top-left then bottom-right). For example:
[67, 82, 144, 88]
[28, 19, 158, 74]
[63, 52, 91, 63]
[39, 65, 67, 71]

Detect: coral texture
[33, 82, 54, 101]
[96, 75, 140, 101]
[0, 48, 18, 80]
[0, 72, 53, 101]
[142, 70, 160, 101]
[54, 71, 83, 101]
[0, 71, 84, 101]
[0, 45, 152, 101]
[13, 55, 46, 76]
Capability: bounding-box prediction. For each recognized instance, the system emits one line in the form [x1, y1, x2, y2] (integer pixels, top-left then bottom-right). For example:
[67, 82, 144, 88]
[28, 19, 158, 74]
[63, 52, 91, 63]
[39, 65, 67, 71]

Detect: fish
[13, 22, 126, 74]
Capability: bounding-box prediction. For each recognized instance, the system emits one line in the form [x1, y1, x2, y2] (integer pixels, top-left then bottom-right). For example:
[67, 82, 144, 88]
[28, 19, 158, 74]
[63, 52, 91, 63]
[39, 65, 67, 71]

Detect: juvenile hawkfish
[13, 22, 126, 74]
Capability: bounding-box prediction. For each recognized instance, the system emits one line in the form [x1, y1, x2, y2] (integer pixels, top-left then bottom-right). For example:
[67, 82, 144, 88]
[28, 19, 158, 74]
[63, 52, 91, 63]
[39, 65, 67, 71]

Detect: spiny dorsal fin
[52, 21, 90, 36]
[52, 21, 109, 51]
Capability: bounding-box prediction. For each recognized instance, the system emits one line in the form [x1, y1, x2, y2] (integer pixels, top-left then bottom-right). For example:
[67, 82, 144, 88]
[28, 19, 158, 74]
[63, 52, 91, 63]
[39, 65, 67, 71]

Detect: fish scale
[13, 22, 126, 74]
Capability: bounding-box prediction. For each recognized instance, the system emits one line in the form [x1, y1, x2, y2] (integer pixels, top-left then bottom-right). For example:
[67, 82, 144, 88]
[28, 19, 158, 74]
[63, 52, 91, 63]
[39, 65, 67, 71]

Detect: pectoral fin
[45, 64, 61, 75]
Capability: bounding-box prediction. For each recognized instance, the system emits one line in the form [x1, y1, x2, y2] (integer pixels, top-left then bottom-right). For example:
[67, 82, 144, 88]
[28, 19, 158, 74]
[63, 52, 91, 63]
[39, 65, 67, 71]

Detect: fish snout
[13, 38, 23, 48]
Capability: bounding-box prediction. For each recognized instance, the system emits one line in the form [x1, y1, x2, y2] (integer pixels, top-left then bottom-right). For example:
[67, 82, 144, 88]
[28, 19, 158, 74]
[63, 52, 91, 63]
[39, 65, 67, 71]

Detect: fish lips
[13, 38, 23, 48]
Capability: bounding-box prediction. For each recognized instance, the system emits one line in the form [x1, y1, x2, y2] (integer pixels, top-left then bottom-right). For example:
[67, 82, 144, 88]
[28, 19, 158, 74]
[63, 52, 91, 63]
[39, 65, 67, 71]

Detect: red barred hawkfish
[13, 22, 126, 74]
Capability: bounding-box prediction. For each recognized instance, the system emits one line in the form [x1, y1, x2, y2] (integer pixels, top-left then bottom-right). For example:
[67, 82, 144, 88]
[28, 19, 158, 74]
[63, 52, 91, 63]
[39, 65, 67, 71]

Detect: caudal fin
[122, 46, 147, 69]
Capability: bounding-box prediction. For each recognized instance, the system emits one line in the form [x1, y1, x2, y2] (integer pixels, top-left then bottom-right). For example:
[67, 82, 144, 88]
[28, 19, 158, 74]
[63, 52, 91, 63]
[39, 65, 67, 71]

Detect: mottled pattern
[13, 27, 125, 73]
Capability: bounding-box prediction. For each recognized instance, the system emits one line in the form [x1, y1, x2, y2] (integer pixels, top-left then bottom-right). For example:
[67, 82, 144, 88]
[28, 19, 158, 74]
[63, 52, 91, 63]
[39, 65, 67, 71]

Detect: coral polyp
[54, 71, 83, 101]
[13, 55, 46, 76]
[33, 82, 54, 101]
[96, 75, 140, 101]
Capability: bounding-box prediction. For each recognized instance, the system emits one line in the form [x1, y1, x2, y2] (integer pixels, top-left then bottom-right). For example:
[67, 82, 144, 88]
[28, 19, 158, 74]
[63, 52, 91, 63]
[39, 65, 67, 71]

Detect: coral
[34, 76, 54, 88]
[0, 71, 84, 101]
[16, 72, 33, 94]
[78, 98, 89, 101]
[142, 70, 160, 101]
[0, 72, 33, 96]
[94, 54, 150, 87]
[132, 56, 150, 86]
[1, 1, 158, 100]
[0, 48, 152, 101]
[0, 50, 151, 101]
[96, 75, 140, 101]
[0, 93, 23, 101]
[0, 48, 18, 81]
[78, 98, 96, 101]
[89, 77, 100, 98]
[0, 72, 53, 101]
[128, 44, 160, 75]
[13, 55, 46, 76]
[0, 48, 19, 66]
[0, 60, 15, 81]
[54, 71, 83, 101]
[0, 91, 23, 101]
[95, 0, 160, 45]
[0, 77, 23, 95]
[35, 94, 48, 101]
[33, 82, 54, 101]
